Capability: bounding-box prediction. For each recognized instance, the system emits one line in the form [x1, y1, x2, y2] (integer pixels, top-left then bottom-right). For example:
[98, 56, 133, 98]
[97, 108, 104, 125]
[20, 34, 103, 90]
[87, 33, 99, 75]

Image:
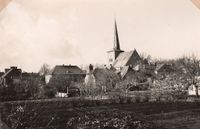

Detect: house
[154, 63, 174, 74]
[22, 72, 38, 78]
[0, 66, 22, 87]
[107, 20, 142, 71]
[50, 65, 86, 82]
[0, 72, 4, 77]
[46, 65, 86, 88]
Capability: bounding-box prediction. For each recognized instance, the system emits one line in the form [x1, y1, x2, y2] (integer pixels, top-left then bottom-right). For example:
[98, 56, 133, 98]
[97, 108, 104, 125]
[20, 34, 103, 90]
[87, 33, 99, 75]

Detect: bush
[66, 110, 161, 129]
[150, 89, 187, 102]
[44, 85, 57, 98]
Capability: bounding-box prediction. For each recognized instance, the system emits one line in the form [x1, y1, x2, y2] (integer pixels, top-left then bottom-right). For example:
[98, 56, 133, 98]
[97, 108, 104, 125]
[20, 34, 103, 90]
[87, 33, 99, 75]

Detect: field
[1, 99, 200, 129]
[107, 102, 200, 129]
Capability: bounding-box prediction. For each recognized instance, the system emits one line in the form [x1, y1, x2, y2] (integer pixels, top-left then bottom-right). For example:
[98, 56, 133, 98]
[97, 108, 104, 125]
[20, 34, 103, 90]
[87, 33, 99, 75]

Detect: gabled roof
[120, 66, 130, 79]
[155, 63, 174, 73]
[155, 64, 165, 72]
[1, 69, 13, 78]
[1, 66, 22, 78]
[0, 72, 4, 77]
[113, 49, 141, 68]
[52, 65, 85, 75]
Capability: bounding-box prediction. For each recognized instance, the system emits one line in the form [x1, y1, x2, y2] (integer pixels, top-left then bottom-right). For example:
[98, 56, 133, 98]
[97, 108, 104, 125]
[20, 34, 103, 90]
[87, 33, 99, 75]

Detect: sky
[0, 0, 200, 72]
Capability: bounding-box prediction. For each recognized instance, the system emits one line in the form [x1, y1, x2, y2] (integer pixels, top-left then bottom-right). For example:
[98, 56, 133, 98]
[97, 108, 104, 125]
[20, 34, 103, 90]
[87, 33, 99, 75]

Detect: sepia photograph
[1, 0, 200, 129]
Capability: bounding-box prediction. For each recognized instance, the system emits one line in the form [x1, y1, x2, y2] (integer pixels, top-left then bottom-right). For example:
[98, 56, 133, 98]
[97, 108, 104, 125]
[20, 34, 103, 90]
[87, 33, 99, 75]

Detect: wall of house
[48, 74, 85, 92]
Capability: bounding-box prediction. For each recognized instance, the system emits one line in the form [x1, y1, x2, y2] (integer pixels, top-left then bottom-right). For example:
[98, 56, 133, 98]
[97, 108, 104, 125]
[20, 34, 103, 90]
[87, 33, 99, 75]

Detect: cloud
[1, 0, 200, 72]
[0, 0, 80, 71]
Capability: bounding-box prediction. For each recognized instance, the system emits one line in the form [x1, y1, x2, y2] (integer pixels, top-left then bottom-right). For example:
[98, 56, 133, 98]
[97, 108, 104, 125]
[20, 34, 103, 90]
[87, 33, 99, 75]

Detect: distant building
[154, 63, 174, 75]
[52, 65, 85, 75]
[21, 72, 38, 78]
[107, 20, 142, 71]
[46, 65, 86, 88]
[0, 66, 22, 87]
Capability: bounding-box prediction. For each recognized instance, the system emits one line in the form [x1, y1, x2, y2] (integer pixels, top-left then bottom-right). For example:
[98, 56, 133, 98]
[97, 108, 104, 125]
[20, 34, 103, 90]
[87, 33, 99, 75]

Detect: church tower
[107, 20, 124, 65]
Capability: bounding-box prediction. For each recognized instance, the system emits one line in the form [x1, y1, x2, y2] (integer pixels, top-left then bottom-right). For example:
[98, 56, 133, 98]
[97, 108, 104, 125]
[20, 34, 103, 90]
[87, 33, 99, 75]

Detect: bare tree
[38, 64, 51, 76]
[179, 55, 200, 97]
[140, 52, 152, 64]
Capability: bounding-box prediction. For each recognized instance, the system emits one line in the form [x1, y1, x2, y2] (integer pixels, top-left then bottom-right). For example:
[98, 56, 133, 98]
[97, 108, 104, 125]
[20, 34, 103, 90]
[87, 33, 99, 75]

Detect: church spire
[107, 19, 124, 65]
[114, 19, 121, 50]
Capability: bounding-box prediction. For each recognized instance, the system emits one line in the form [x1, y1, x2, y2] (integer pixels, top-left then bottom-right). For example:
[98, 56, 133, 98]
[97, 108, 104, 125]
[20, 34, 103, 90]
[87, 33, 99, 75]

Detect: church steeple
[114, 20, 121, 50]
[107, 19, 124, 66]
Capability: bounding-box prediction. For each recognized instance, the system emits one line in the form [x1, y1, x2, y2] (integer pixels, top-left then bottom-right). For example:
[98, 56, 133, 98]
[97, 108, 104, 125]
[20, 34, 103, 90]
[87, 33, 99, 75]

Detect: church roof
[113, 49, 141, 68]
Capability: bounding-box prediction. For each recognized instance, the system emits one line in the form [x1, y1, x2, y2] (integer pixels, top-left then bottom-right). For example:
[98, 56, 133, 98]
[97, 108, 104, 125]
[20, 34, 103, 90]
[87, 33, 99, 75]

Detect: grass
[1, 99, 200, 129]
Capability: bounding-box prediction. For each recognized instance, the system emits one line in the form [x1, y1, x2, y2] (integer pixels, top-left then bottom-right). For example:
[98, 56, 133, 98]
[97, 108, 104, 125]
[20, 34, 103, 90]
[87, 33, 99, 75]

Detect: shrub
[44, 84, 57, 98]
[66, 110, 161, 129]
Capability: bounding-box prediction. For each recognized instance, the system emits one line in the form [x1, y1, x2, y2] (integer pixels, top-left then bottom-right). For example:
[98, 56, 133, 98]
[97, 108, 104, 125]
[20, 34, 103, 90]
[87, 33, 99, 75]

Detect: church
[107, 20, 142, 71]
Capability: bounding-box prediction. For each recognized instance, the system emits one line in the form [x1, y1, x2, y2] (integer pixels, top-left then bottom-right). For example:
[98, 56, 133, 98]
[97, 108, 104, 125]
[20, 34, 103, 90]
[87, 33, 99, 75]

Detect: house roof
[113, 49, 141, 68]
[52, 65, 85, 75]
[120, 66, 130, 79]
[155, 64, 165, 72]
[1, 67, 22, 78]
[0, 72, 4, 76]
[1, 69, 13, 78]
[155, 63, 174, 73]
[22, 72, 38, 77]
